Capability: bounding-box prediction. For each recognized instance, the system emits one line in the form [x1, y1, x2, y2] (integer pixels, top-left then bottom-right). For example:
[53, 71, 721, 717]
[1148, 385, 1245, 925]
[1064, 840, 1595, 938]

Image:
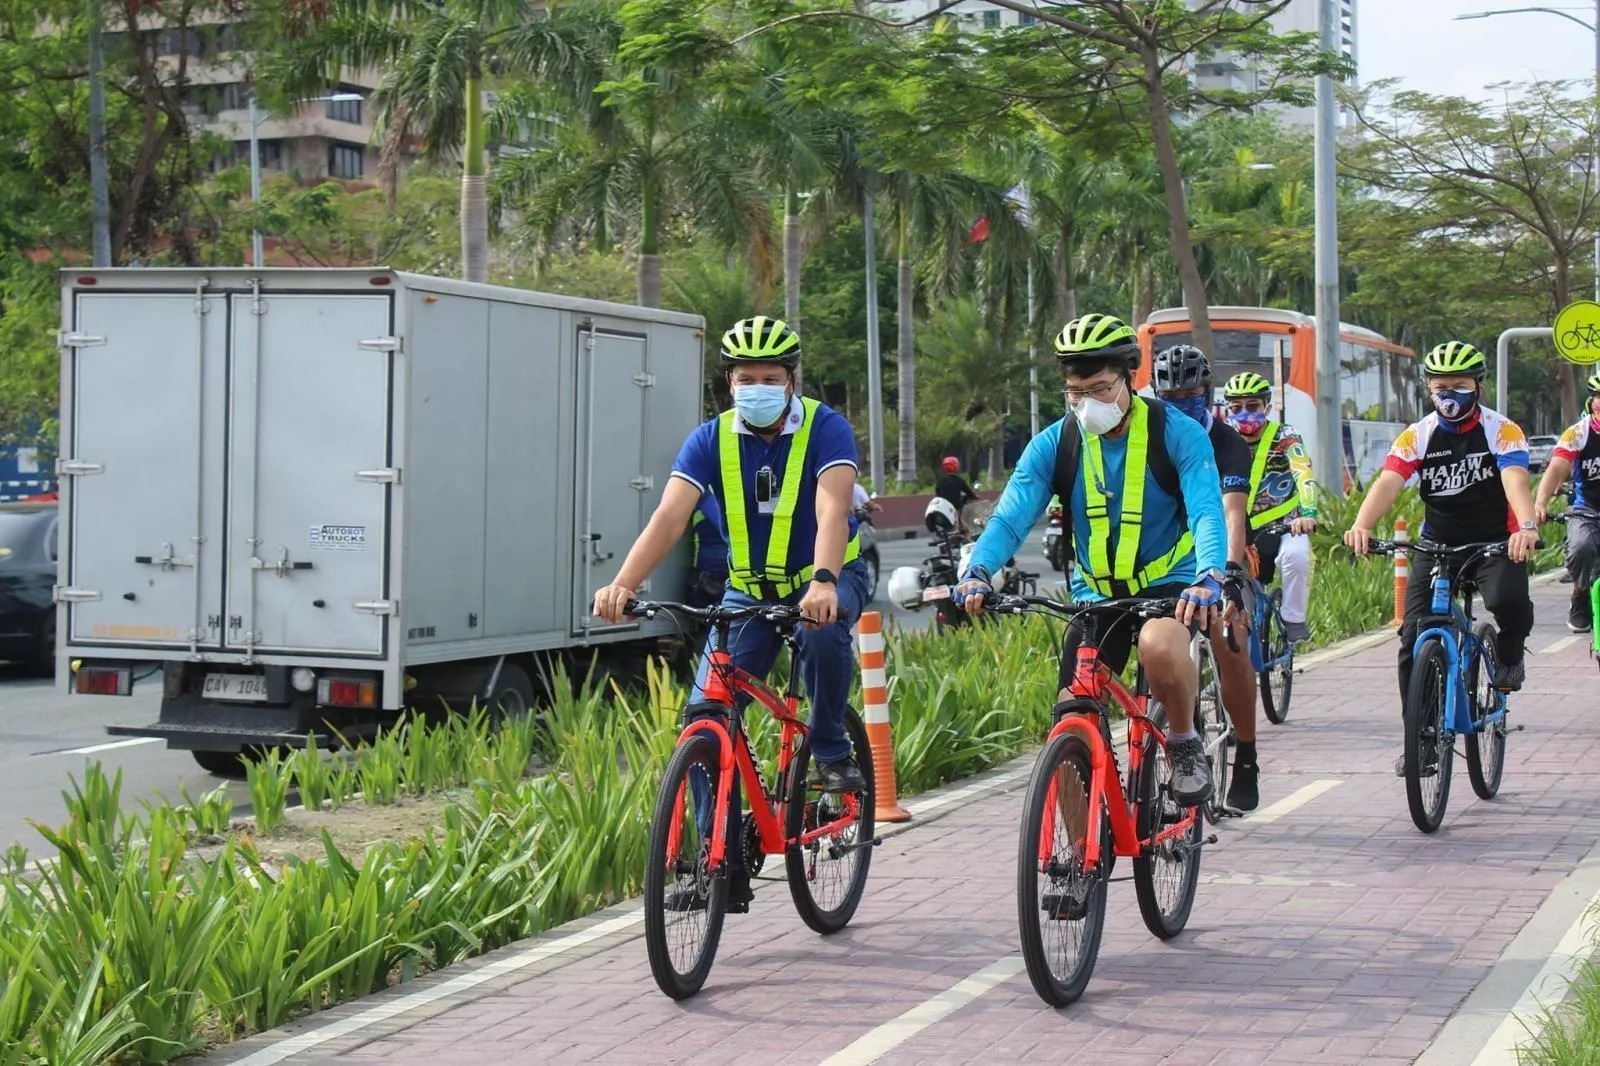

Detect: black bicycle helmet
[1151, 344, 1212, 392]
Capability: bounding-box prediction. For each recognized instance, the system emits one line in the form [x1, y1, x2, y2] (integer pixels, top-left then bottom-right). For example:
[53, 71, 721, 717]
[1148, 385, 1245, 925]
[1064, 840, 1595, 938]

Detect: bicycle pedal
[1203, 834, 1219, 846]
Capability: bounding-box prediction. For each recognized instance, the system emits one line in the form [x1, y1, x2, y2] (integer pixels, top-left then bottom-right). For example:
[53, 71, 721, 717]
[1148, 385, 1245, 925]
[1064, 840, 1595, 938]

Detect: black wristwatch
[812, 568, 837, 585]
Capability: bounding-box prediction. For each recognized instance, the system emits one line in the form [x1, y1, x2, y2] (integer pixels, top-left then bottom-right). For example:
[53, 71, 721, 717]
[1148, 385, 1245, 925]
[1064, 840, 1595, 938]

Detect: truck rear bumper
[106, 719, 328, 752]
[104, 696, 366, 752]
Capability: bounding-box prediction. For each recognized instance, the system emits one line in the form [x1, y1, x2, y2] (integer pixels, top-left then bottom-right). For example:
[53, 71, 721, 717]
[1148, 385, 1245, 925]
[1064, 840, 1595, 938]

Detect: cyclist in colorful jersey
[952, 314, 1231, 807]
[1151, 344, 1263, 811]
[1344, 342, 1539, 775]
[1534, 370, 1600, 632]
[593, 316, 870, 910]
[1221, 372, 1320, 645]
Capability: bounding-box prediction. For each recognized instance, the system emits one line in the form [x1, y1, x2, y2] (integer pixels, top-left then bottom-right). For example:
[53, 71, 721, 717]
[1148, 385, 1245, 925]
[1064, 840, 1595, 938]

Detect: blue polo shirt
[672, 397, 859, 577]
[690, 494, 729, 575]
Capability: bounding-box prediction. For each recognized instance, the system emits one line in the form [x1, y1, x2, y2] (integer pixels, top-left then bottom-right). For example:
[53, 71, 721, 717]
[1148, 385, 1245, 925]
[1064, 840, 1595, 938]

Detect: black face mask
[1432, 387, 1479, 424]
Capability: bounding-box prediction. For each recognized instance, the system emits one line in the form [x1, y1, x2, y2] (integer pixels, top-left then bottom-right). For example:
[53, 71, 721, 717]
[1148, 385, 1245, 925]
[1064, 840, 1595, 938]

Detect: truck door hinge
[355, 468, 401, 484]
[56, 458, 104, 477]
[53, 586, 102, 603]
[632, 372, 656, 388]
[629, 476, 654, 491]
[354, 600, 398, 616]
[57, 331, 106, 349]
[358, 337, 401, 352]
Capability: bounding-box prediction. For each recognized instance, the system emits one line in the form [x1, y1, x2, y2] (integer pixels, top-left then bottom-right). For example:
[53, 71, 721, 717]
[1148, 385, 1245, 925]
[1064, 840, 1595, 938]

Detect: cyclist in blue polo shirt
[686, 494, 730, 608]
[594, 317, 871, 910]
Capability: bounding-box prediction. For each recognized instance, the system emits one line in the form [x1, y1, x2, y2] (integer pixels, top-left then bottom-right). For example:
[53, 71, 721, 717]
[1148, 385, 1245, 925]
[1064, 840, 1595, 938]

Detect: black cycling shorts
[1057, 582, 1190, 690]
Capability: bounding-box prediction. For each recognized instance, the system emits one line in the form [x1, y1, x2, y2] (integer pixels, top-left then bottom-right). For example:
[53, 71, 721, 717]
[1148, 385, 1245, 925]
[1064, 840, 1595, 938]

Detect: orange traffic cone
[856, 611, 911, 823]
[1391, 518, 1409, 628]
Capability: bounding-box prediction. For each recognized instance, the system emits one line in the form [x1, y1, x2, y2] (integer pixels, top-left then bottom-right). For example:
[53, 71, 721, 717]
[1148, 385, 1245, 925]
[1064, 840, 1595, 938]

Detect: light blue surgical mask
[732, 384, 790, 428]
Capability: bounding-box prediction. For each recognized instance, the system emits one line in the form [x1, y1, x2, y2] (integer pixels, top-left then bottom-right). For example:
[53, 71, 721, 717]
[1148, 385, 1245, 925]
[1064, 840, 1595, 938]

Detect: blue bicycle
[1225, 520, 1297, 725]
[1367, 538, 1528, 834]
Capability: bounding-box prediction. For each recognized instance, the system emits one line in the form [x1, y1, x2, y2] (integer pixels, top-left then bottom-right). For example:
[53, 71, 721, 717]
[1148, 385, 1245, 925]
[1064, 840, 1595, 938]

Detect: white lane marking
[55, 737, 162, 755]
[1538, 635, 1579, 655]
[819, 957, 1026, 1066]
[1243, 779, 1343, 825]
[229, 912, 645, 1065]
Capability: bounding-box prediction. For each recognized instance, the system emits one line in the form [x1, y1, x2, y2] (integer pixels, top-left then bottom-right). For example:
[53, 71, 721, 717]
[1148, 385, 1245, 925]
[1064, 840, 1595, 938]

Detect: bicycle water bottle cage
[1430, 577, 1451, 615]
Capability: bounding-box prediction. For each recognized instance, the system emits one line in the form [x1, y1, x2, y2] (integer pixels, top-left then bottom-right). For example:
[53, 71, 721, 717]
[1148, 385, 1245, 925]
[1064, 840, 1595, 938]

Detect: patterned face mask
[1432, 387, 1478, 424]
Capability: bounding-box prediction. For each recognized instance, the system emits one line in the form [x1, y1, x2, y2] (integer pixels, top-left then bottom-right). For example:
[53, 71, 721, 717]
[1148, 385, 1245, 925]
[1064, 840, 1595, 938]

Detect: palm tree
[259, 0, 608, 283]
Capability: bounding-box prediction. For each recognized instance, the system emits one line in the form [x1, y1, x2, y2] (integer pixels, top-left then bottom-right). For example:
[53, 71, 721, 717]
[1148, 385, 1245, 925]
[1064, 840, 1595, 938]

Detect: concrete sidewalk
[213, 578, 1600, 1066]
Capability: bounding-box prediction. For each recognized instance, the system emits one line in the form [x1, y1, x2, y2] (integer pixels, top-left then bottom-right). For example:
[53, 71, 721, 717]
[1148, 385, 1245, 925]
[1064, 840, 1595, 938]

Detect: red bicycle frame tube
[670, 649, 861, 870]
[1038, 646, 1194, 869]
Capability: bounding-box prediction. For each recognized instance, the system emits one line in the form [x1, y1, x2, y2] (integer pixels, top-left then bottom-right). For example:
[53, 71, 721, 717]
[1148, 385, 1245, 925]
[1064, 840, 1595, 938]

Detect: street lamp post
[1457, 4, 1600, 301]
[246, 92, 365, 268]
[1313, 0, 1344, 497]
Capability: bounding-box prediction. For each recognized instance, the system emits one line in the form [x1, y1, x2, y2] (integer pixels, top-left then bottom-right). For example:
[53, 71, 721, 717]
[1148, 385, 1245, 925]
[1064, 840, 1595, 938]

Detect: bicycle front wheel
[786, 707, 875, 934]
[644, 733, 730, 1000]
[1465, 622, 1506, 800]
[1016, 728, 1108, 1007]
[1260, 589, 1294, 725]
[1132, 704, 1203, 939]
[1190, 634, 1230, 825]
[1403, 639, 1454, 834]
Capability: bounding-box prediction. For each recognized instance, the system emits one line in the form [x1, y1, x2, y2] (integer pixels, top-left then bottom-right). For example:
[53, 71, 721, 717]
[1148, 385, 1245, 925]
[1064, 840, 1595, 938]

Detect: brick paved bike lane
[216, 578, 1599, 1066]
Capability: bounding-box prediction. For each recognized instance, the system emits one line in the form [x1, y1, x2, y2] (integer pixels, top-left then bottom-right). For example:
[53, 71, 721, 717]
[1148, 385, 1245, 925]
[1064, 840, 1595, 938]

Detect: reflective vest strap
[1244, 421, 1280, 515]
[718, 410, 750, 579]
[1114, 401, 1150, 583]
[762, 398, 818, 580]
[1082, 399, 1152, 597]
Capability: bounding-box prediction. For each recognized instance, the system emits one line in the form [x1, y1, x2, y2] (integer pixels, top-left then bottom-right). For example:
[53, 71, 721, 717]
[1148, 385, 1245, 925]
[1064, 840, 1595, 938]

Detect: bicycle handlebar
[1253, 519, 1296, 538]
[623, 599, 810, 626]
[987, 594, 1182, 620]
[1364, 537, 1543, 559]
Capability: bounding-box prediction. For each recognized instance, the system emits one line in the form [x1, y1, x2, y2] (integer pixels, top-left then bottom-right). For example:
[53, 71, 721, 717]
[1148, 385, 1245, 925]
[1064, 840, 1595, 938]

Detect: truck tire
[192, 749, 246, 777]
[487, 663, 536, 727]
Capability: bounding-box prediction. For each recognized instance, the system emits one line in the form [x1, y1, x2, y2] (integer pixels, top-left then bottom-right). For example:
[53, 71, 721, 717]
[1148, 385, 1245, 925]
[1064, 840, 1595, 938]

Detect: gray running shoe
[1284, 620, 1311, 644]
[1167, 736, 1213, 806]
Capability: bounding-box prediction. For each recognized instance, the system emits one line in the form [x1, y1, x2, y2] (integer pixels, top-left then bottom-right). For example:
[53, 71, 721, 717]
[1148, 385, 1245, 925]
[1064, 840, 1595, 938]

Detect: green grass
[1515, 957, 1600, 1065]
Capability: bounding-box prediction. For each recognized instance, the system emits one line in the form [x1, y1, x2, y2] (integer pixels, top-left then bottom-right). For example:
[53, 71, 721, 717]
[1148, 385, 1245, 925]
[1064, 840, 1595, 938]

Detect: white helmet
[924, 496, 958, 534]
[888, 566, 924, 609]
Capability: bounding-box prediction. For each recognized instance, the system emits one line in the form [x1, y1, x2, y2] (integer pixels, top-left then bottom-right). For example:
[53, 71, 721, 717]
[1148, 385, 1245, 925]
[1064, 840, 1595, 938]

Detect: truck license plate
[203, 674, 269, 701]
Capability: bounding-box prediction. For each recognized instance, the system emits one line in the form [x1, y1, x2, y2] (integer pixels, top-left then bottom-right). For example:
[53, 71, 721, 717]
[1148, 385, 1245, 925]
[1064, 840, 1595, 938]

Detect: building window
[982, 9, 1001, 28]
[325, 94, 363, 125]
[1018, 12, 1036, 25]
[231, 139, 283, 170]
[329, 142, 365, 180]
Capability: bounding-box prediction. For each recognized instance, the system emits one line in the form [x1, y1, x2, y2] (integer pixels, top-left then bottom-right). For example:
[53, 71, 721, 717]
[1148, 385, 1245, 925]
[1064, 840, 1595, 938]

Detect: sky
[1360, 0, 1595, 100]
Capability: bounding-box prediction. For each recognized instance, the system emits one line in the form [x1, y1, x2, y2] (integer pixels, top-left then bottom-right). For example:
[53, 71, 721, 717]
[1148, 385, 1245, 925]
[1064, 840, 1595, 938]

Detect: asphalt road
[0, 519, 1060, 854]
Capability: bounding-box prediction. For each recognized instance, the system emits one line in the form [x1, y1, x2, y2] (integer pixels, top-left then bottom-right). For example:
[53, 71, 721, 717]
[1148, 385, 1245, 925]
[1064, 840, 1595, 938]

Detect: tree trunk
[1053, 229, 1077, 323]
[379, 100, 411, 208]
[896, 215, 917, 486]
[987, 424, 1005, 482]
[1138, 41, 1211, 354]
[460, 69, 488, 284]
[784, 188, 802, 328]
[1136, 260, 1157, 331]
[638, 175, 661, 307]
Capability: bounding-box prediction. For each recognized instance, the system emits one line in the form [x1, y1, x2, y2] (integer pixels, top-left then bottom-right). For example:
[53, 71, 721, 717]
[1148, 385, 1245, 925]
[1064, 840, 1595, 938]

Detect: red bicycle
[989, 594, 1214, 1006]
[627, 599, 877, 999]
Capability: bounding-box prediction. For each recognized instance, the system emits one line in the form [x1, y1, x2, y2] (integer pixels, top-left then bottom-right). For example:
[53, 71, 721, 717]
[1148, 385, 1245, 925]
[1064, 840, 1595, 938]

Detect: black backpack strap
[1052, 419, 1083, 548]
[1143, 401, 1186, 525]
[1050, 399, 1188, 546]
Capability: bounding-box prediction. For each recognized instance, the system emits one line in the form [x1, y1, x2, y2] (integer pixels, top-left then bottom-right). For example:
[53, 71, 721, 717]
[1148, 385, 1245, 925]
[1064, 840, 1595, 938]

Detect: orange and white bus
[1136, 306, 1421, 487]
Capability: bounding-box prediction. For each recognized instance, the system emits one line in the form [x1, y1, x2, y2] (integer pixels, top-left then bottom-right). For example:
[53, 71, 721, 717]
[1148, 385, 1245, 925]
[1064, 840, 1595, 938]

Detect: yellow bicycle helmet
[720, 316, 801, 369]
[1053, 313, 1140, 370]
[1222, 371, 1272, 399]
[1422, 341, 1488, 380]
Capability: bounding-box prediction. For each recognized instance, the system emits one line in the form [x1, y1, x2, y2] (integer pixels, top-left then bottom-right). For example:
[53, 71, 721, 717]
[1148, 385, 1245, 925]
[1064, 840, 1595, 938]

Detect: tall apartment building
[104, 20, 387, 183]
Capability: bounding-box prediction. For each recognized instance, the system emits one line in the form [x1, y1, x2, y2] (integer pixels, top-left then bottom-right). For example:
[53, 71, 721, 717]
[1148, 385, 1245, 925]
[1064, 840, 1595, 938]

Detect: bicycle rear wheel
[1403, 639, 1454, 834]
[1016, 726, 1108, 1007]
[786, 708, 875, 934]
[1190, 634, 1230, 825]
[1259, 589, 1294, 725]
[1465, 622, 1506, 801]
[1132, 705, 1203, 939]
[644, 733, 730, 1000]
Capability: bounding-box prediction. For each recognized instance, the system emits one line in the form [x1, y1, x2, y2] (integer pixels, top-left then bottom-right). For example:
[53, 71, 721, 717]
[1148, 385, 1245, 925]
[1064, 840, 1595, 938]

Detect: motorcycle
[1040, 503, 1069, 573]
[851, 503, 881, 602]
[887, 498, 1037, 631]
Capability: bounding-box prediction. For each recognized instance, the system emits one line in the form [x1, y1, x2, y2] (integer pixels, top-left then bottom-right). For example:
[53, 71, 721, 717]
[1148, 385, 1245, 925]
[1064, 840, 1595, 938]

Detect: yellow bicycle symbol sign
[1554, 301, 1600, 365]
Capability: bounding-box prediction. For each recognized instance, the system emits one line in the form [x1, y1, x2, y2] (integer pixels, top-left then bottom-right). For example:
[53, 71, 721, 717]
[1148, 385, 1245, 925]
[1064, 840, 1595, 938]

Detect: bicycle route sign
[1553, 301, 1600, 365]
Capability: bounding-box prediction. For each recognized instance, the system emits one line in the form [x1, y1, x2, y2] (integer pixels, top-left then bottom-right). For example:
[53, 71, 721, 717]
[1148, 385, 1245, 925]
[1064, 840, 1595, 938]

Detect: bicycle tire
[1465, 622, 1506, 800]
[1016, 727, 1108, 1007]
[644, 733, 730, 1000]
[1190, 634, 1230, 826]
[1132, 703, 1203, 939]
[1403, 639, 1453, 834]
[1259, 589, 1294, 725]
[786, 707, 876, 934]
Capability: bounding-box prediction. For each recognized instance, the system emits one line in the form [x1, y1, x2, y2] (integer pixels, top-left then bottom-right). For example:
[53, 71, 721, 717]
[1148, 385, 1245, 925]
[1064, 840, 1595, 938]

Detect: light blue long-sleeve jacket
[967, 404, 1228, 600]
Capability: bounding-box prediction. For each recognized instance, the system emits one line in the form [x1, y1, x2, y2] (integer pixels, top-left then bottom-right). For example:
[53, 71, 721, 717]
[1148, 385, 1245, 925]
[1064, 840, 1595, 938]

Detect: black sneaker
[1498, 659, 1526, 692]
[809, 757, 867, 793]
[1570, 594, 1593, 634]
[1226, 761, 1260, 812]
[725, 870, 754, 915]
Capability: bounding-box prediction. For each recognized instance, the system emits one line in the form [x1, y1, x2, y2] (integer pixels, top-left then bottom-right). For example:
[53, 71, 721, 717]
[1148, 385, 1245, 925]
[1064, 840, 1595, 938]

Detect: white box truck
[55, 268, 703, 773]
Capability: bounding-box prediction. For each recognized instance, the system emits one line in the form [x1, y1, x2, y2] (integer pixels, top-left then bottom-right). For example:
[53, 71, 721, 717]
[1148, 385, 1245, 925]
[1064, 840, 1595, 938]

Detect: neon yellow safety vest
[718, 397, 860, 599]
[1245, 421, 1299, 529]
[1080, 397, 1190, 598]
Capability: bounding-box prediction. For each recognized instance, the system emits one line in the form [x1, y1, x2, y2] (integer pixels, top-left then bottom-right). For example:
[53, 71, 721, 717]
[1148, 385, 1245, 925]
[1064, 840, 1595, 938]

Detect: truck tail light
[75, 667, 131, 696]
[317, 678, 376, 708]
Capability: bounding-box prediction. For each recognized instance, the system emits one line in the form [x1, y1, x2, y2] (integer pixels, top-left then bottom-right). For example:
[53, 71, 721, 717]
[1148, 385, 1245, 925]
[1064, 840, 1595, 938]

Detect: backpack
[1050, 398, 1185, 550]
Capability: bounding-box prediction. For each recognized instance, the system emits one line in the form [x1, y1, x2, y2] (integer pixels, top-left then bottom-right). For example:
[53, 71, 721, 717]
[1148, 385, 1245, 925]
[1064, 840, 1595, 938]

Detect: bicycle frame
[1037, 645, 1198, 871]
[667, 642, 861, 873]
[1411, 570, 1505, 738]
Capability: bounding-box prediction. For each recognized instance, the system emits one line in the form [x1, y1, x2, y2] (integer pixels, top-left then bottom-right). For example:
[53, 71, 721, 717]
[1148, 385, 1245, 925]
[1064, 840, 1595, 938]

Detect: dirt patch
[189, 792, 466, 867]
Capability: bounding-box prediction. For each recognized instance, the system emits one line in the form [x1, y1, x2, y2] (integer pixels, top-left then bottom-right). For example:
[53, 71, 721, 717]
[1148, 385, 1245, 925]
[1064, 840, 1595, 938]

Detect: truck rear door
[224, 292, 395, 656]
[61, 291, 227, 648]
[573, 326, 649, 634]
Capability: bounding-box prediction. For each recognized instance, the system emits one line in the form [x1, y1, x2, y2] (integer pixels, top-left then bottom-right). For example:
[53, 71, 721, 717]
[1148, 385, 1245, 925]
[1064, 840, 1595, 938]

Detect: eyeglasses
[1225, 399, 1268, 414]
[1065, 380, 1122, 404]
